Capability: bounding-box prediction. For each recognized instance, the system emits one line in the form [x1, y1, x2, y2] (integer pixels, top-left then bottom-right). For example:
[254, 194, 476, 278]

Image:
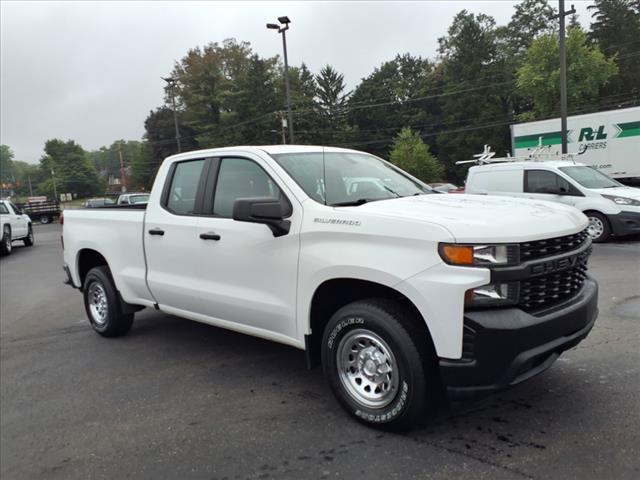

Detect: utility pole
[557, 0, 576, 154]
[267, 16, 294, 144]
[117, 141, 127, 192]
[28, 175, 33, 196]
[51, 169, 58, 201]
[279, 111, 287, 144]
[161, 77, 182, 152]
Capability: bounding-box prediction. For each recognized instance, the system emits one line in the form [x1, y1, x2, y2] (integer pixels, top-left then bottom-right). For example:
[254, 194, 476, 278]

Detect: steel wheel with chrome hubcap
[586, 212, 610, 243]
[322, 299, 439, 430]
[88, 281, 109, 326]
[83, 265, 134, 337]
[337, 329, 399, 409]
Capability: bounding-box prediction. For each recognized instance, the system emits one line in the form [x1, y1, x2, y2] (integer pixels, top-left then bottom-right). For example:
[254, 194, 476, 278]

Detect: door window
[0, 203, 8, 214]
[8, 202, 20, 215]
[165, 159, 206, 215]
[524, 170, 571, 193]
[213, 158, 283, 218]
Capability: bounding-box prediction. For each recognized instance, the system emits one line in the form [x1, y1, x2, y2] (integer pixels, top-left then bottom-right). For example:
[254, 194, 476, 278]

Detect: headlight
[438, 243, 518, 266]
[601, 194, 640, 206]
[465, 282, 519, 307]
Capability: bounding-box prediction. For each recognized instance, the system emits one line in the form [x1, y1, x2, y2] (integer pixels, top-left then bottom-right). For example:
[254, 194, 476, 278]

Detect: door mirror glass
[233, 197, 291, 237]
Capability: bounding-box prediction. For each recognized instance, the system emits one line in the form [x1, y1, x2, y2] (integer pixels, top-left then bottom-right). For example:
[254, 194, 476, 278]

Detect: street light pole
[557, 1, 576, 154]
[161, 77, 182, 153]
[267, 16, 294, 144]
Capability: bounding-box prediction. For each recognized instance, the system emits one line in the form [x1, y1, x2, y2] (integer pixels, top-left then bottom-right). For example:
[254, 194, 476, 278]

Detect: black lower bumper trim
[440, 278, 598, 399]
[607, 210, 640, 236]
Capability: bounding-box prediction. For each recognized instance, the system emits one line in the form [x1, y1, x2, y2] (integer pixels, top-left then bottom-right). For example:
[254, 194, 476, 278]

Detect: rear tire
[321, 299, 438, 431]
[585, 211, 610, 243]
[23, 225, 34, 246]
[83, 266, 133, 337]
[40, 216, 51, 224]
[1, 226, 12, 255]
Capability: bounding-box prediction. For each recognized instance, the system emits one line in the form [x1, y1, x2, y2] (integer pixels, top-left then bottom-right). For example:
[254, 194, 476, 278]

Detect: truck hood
[353, 194, 587, 242]
[589, 186, 640, 201]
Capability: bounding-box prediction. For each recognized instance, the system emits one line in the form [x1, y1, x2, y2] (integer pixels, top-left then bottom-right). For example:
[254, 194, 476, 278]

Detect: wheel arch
[305, 278, 435, 369]
[77, 248, 109, 289]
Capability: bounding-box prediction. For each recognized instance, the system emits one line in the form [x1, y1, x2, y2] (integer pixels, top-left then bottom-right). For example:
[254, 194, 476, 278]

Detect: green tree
[287, 63, 321, 144]
[231, 54, 282, 144]
[1, 145, 15, 186]
[38, 139, 104, 197]
[389, 128, 443, 182]
[315, 65, 348, 115]
[127, 142, 154, 191]
[170, 39, 283, 147]
[436, 11, 511, 181]
[142, 107, 199, 187]
[347, 54, 434, 156]
[516, 28, 618, 119]
[588, 0, 640, 100]
[499, 0, 557, 57]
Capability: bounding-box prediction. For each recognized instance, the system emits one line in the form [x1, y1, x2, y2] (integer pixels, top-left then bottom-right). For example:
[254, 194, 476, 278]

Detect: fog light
[465, 282, 519, 307]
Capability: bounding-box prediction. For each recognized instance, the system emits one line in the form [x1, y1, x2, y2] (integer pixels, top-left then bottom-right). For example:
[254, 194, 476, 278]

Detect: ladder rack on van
[456, 139, 577, 166]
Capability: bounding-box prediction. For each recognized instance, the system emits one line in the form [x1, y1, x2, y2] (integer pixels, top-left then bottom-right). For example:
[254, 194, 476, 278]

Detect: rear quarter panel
[63, 209, 153, 306]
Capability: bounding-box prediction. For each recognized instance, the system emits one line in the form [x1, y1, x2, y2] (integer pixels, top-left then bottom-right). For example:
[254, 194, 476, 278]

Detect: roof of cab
[165, 145, 363, 163]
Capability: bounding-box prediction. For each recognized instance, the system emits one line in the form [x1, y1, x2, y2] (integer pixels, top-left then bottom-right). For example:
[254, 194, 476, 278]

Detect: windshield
[559, 166, 622, 189]
[271, 151, 432, 206]
[130, 194, 150, 204]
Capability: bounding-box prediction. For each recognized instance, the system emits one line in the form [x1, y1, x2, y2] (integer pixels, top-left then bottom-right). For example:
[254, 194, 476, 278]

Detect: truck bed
[62, 208, 153, 306]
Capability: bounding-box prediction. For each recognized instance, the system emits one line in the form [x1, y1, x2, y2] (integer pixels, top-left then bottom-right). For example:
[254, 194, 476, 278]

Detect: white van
[465, 160, 640, 242]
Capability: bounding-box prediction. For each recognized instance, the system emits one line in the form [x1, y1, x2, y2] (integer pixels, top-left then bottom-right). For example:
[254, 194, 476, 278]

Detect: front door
[194, 156, 301, 340]
[8, 202, 28, 237]
[523, 169, 579, 208]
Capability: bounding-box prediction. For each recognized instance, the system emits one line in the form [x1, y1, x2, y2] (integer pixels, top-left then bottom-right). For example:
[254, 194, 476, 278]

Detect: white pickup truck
[62, 146, 598, 429]
[1, 198, 34, 255]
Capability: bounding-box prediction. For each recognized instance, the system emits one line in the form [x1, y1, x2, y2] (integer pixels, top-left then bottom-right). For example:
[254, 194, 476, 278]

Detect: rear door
[193, 155, 301, 340]
[144, 157, 211, 313]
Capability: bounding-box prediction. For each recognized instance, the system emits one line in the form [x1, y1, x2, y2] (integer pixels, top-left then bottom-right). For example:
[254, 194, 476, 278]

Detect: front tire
[321, 299, 438, 430]
[1, 226, 12, 255]
[83, 266, 133, 337]
[586, 211, 611, 243]
[40, 216, 51, 224]
[23, 225, 34, 246]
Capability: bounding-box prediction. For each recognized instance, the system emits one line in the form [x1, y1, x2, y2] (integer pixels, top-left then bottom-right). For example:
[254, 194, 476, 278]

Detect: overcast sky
[1, 0, 592, 164]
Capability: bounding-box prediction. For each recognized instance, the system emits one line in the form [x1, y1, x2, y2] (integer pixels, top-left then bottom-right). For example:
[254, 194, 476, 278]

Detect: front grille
[520, 229, 589, 261]
[519, 261, 588, 311]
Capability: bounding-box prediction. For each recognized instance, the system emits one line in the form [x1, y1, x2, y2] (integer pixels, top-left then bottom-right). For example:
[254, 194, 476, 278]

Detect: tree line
[1, 0, 638, 199]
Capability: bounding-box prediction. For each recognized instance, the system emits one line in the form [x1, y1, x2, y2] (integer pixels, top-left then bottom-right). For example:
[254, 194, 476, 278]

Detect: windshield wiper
[383, 185, 400, 197]
[330, 198, 372, 207]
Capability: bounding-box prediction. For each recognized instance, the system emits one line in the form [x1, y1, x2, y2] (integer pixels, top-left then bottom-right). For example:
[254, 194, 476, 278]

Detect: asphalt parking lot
[1, 224, 639, 479]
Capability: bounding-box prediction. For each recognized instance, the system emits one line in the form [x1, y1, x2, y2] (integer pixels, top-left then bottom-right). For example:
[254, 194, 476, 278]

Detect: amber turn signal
[439, 244, 474, 265]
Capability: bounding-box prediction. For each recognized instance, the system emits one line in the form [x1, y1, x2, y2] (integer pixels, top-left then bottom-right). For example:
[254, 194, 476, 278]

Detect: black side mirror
[233, 197, 291, 237]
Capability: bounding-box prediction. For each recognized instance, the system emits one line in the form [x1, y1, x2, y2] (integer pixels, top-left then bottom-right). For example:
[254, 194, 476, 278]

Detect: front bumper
[440, 277, 598, 399]
[607, 211, 640, 236]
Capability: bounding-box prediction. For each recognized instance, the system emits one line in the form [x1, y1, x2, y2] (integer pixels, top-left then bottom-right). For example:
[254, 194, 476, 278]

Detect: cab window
[212, 158, 284, 218]
[524, 170, 572, 194]
[0, 203, 9, 214]
[165, 159, 207, 215]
